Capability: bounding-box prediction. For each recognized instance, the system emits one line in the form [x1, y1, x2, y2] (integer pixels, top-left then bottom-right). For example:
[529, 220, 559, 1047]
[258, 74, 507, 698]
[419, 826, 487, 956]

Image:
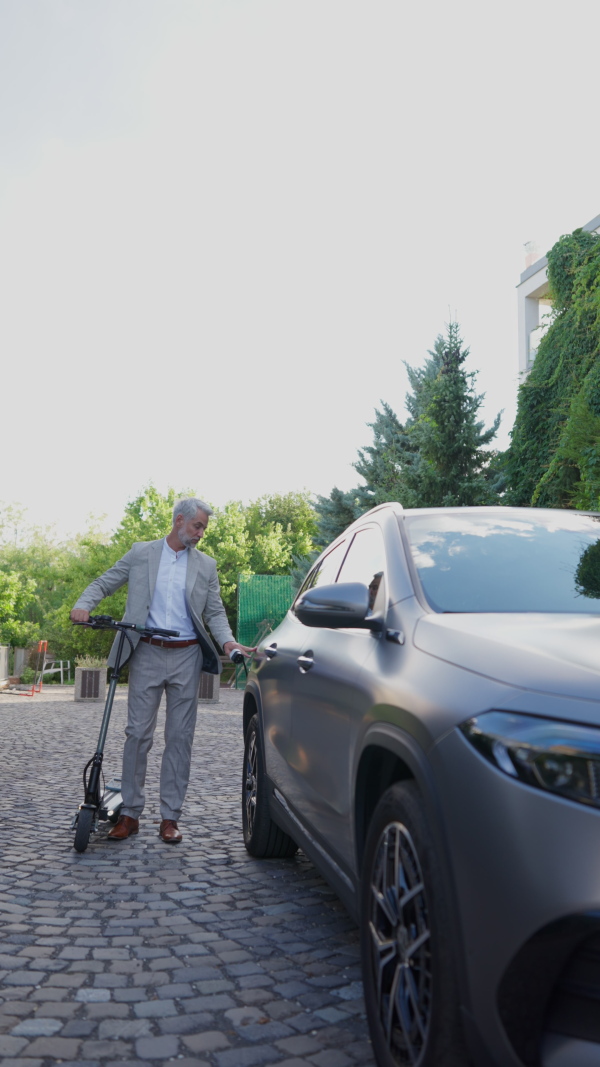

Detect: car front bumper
[431, 727, 600, 1067]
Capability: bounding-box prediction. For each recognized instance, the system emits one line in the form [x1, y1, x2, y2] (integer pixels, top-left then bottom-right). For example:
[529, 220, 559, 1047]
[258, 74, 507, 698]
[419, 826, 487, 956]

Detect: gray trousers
[121, 641, 203, 821]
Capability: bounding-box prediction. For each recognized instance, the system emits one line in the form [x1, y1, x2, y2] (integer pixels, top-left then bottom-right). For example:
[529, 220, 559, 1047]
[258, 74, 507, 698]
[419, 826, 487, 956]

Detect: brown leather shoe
[159, 819, 182, 844]
[107, 815, 139, 840]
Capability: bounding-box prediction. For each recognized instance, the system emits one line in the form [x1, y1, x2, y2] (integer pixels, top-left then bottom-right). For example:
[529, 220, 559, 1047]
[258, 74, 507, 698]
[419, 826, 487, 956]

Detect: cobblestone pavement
[0, 685, 375, 1067]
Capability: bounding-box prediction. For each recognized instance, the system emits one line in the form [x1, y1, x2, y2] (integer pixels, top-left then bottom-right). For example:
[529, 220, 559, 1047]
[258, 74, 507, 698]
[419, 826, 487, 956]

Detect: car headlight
[460, 711, 600, 809]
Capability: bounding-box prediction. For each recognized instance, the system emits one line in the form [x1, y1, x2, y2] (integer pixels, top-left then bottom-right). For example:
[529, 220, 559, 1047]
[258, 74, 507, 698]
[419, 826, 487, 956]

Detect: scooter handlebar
[74, 616, 180, 638]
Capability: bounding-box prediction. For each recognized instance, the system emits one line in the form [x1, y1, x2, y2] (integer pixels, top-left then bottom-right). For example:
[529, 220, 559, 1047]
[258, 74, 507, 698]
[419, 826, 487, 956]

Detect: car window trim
[336, 522, 389, 620]
[291, 538, 350, 612]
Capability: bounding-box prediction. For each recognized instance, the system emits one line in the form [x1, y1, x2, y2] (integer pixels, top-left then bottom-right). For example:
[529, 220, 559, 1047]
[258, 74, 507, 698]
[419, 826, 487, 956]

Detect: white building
[517, 212, 600, 378]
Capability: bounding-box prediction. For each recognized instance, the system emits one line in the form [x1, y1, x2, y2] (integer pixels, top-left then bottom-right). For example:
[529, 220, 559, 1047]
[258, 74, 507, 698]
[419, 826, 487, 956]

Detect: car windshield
[403, 510, 600, 613]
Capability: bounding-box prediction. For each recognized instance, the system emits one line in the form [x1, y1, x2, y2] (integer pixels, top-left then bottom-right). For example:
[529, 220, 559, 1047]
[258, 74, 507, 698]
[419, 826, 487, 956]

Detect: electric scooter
[71, 615, 179, 853]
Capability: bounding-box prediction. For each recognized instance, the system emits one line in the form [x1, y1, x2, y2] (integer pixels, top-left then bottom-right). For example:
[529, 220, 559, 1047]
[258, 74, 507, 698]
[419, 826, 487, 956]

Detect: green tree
[315, 323, 500, 540]
[202, 501, 252, 621]
[313, 487, 364, 546]
[400, 324, 501, 506]
[203, 491, 319, 630]
[245, 492, 317, 562]
[0, 570, 38, 646]
[112, 485, 190, 552]
[505, 228, 600, 508]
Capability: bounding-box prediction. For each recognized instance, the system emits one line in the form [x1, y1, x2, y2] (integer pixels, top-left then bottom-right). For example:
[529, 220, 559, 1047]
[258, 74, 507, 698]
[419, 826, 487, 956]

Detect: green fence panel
[236, 574, 295, 646]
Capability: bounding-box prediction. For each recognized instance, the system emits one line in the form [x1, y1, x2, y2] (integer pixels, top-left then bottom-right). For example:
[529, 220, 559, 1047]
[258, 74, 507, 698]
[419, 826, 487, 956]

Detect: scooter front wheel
[74, 808, 94, 853]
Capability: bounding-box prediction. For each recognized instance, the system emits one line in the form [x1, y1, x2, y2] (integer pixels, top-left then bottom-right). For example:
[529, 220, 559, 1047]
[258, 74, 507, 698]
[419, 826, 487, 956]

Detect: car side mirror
[295, 582, 384, 632]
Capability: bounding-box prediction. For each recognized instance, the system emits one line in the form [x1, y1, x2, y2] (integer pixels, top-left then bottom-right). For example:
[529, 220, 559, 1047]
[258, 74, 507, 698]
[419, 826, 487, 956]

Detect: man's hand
[223, 641, 256, 658]
[71, 609, 90, 624]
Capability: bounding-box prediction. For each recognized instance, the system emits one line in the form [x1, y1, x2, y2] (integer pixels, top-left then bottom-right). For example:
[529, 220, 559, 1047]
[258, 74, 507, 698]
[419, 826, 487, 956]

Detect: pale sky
[1, 0, 599, 539]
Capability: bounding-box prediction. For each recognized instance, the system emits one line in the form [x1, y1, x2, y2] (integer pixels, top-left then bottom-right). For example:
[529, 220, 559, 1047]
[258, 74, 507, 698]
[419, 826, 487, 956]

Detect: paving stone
[276, 1035, 323, 1055]
[98, 1019, 152, 1039]
[273, 981, 311, 998]
[224, 1005, 265, 1026]
[238, 988, 275, 1007]
[0, 1000, 37, 1014]
[133, 998, 179, 1018]
[308, 1050, 353, 1067]
[191, 977, 235, 993]
[156, 981, 195, 998]
[85, 1002, 130, 1019]
[313, 1006, 350, 1024]
[11, 1018, 63, 1037]
[157, 1011, 214, 1034]
[276, 1061, 313, 1067]
[0, 1037, 28, 1056]
[3, 970, 47, 985]
[214, 1044, 281, 1067]
[347, 1040, 374, 1061]
[112, 988, 148, 1002]
[285, 1013, 328, 1034]
[62, 1020, 97, 1037]
[238, 1021, 295, 1042]
[24, 1037, 82, 1058]
[0, 1061, 44, 1067]
[76, 987, 111, 1002]
[34, 1001, 80, 1018]
[131, 970, 171, 987]
[184, 992, 237, 1011]
[135, 1035, 179, 1059]
[0, 692, 376, 1067]
[173, 1060, 210, 1067]
[182, 1030, 231, 1053]
[82, 1040, 132, 1058]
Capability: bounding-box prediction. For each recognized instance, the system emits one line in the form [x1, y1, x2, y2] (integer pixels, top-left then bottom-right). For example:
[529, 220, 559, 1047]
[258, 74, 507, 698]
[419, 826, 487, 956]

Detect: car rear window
[403, 511, 600, 613]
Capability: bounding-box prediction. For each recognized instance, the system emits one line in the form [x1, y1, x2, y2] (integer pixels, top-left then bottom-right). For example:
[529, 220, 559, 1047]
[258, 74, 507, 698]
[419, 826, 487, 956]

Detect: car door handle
[264, 644, 278, 659]
[297, 653, 314, 673]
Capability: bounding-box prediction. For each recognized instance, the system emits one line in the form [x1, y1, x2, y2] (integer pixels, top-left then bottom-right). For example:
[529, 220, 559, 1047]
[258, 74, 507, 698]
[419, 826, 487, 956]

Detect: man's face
[177, 509, 209, 548]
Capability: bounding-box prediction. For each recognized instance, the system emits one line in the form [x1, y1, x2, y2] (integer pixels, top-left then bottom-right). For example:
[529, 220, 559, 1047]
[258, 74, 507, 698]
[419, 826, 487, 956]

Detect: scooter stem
[95, 629, 126, 754]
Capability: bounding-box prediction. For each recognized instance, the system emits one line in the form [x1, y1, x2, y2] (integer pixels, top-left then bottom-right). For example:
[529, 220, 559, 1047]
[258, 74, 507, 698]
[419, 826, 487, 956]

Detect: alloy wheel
[367, 821, 432, 1065]
[244, 731, 258, 835]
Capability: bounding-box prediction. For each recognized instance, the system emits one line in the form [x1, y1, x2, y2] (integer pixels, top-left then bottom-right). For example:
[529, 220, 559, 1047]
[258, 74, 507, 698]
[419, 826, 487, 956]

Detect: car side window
[336, 527, 387, 612]
[294, 540, 348, 606]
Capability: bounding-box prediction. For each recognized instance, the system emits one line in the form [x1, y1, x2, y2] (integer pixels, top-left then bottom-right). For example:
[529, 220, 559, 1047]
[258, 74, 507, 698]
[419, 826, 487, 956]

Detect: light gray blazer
[72, 539, 234, 674]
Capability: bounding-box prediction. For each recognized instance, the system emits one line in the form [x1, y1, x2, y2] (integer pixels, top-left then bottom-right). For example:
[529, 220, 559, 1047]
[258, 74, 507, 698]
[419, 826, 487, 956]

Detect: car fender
[355, 717, 471, 1019]
[242, 678, 263, 739]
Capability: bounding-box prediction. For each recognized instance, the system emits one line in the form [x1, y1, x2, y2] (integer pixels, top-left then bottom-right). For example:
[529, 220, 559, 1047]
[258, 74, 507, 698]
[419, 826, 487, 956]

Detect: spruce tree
[402, 323, 501, 506]
[314, 323, 500, 541]
[313, 487, 363, 547]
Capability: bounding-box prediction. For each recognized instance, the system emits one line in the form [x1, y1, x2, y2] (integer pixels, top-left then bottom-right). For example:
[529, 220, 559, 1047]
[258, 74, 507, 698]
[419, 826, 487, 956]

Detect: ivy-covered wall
[506, 228, 600, 509]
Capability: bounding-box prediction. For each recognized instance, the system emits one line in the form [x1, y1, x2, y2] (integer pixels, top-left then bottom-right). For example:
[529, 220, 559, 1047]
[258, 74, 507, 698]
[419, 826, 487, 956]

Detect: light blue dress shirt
[146, 539, 197, 641]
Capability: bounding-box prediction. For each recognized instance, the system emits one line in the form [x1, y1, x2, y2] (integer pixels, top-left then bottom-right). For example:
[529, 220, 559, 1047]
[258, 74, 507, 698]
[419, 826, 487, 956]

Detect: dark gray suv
[241, 504, 600, 1067]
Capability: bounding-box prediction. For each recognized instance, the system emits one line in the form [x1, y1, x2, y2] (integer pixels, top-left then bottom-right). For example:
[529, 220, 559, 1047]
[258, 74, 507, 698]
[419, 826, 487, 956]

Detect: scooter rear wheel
[74, 808, 94, 853]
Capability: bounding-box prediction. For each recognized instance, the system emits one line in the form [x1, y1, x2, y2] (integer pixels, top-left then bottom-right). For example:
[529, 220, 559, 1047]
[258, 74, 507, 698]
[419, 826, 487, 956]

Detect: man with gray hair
[71, 497, 252, 843]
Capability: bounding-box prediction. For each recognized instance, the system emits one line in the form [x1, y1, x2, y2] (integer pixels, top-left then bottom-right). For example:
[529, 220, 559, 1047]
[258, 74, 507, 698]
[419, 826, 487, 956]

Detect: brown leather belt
[141, 637, 199, 650]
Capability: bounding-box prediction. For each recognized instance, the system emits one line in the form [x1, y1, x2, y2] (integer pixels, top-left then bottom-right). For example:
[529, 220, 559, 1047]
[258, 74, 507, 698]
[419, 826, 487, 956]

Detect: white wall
[517, 213, 600, 379]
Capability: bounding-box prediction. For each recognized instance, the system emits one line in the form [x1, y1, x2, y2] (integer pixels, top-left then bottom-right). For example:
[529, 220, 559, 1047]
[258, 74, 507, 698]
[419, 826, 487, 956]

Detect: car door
[260, 538, 350, 802]
[288, 524, 388, 870]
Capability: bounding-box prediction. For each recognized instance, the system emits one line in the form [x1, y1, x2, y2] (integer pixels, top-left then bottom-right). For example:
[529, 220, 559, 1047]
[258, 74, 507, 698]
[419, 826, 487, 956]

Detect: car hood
[413, 613, 600, 701]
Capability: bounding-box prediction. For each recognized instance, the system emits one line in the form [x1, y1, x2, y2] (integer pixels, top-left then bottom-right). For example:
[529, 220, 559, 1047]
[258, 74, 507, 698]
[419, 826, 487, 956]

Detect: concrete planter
[75, 666, 107, 703]
[198, 671, 220, 704]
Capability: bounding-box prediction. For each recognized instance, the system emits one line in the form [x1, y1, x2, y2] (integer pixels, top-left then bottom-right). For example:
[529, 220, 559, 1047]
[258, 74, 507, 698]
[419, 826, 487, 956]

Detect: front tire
[360, 782, 468, 1067]
[74, 807, 94, 853]
[242, 714, 297, 858]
